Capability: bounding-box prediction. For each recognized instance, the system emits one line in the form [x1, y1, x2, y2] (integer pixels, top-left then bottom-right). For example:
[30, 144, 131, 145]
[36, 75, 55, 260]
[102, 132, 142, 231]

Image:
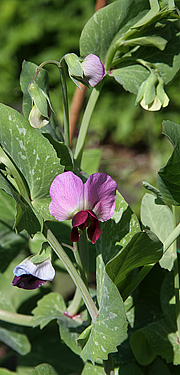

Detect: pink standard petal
[81, 54, 105, 87]
[49, 172, 84, 221]
[84, 173, 117, 222]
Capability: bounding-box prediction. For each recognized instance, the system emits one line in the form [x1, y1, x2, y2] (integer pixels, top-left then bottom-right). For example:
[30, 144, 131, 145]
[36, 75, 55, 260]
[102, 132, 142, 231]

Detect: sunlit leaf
[141, 193, 175, 270]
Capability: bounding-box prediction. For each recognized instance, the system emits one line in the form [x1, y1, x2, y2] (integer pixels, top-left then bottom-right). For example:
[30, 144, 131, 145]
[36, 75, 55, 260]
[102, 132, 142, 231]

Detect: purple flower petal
[81, 54, 105, 87]
[49, 172, 84, 221]
[84, 173, 117, 222]
[12, 275, 46, 290]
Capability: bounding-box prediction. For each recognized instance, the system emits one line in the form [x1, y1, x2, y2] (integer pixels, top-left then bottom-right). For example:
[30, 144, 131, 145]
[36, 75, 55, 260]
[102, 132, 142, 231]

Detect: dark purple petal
[84, 173, 117, 222]
[71, 210, 101, 244]
[86, 210, 101, 244]
[70, 226, 80, 242]
[72, 210, 89, 229]
[12, 275, 46, 290]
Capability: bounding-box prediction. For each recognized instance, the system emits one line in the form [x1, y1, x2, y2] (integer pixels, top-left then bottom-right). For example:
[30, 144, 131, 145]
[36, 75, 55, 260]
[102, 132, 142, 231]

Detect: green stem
[67, 232, 89, 316]
[73, 241, 87, 286]
[172, 207, 180, 338]
[79, 231, 89, 278]
[67, 288, 83, 317]
[74, 82, 103, 169]
[31, 59, 59, 82]
[0, 309, 33, 327]
[103, 353, 114, 375]
[59, 60, 70, 147]
[44, 225, 98, 322]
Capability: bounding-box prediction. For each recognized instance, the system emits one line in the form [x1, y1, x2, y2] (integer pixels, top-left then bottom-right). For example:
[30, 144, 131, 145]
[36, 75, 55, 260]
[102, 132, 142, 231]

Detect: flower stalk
[44, 224, 98, 322]
[74, 82, 103, 168]
[0, 309, 33, 327]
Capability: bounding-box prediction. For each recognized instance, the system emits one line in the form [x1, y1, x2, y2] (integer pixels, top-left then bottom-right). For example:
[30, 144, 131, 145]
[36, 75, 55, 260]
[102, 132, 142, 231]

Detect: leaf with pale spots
[32, 293, 66, 328]
[0, 104, 64, 232]
[78, 255, 128, 363]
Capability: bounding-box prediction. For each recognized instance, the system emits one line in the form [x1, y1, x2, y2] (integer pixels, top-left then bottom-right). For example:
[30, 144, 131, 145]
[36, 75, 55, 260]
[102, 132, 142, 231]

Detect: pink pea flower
[81, 54, 105, 87]
[49, 172, 117, 244]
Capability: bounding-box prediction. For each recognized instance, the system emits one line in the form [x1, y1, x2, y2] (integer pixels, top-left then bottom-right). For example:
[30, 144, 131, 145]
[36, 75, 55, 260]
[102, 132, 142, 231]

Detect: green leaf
[80, 0, 150, 63]
[17, 324, 83, 375]
[79, 255, 128, 363]
[0, 256, 39, 311]
[160, 271, 177, 332]
[0, 104, 64, 227]
[110, 64, 149, 94]
[20, 60, 49, 119]
[118, 362, 144, 375]
[81, 148, 102, 175]
[130, 320, 180, 365]
[0, 188, 15, 224]
[32, 292, 66, 328]
[106, 230, 163, 295]
[0, 327, 31, 355]
[157, 120, 180, 205]
[42, 133, 74, 171]
[141, 193, 175, 270]
[81, 362, 105, 375]
[0, 172, 41, 235]
[31, 364, 58, 375]
[96, 191, 140, 264]
[58, 312, 88, 356]
[64, 53, 83, 77]
[120, 35, 167, 51]
[0, 370, 17, 375]
[135, 30, 180, 85]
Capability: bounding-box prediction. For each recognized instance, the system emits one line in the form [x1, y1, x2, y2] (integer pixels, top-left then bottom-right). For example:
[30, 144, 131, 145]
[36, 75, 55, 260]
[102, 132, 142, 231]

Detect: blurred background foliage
[0, 0, 180, 213]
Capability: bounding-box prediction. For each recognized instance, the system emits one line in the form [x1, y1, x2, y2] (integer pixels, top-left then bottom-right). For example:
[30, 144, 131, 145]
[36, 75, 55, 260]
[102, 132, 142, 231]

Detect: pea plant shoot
[1, 1, 180, 374]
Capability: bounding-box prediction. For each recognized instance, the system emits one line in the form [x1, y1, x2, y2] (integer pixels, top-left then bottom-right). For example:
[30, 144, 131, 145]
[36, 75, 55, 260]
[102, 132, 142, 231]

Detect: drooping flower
[81, 54, 106, 87]
[136, 71, 169, 111]
[49, 172, 117, 244]
[12, 257, 55, 290]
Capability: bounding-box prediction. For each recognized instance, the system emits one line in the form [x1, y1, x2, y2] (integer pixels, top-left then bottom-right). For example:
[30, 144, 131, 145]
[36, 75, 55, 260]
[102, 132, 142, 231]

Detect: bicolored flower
[81, 54, 105, 87]
[12, 257, 55, 290]
[49, 172, 117, 244]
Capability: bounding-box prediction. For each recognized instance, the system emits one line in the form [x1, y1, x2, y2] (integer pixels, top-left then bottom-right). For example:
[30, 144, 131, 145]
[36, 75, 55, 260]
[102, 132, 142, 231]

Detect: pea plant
[1, 1, 180, 374]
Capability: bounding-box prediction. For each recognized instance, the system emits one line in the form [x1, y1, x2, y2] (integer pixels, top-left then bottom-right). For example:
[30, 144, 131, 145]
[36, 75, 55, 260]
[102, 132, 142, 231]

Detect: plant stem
[44, 225, 98, 322]
[0, 309, 33, 327]
[74, 82, 103, 169]
[67, 232, 89, 316]
[67, 288, 83, 317]
[59, 60, 70, 147]
[31, 59, 59, 82]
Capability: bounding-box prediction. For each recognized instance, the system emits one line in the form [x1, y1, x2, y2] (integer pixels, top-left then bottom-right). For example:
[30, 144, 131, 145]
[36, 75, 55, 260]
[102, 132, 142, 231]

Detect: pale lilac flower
[81, 54, 105, 87]
[49, 172, 117, 244]
[12, 257, 55, 290]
